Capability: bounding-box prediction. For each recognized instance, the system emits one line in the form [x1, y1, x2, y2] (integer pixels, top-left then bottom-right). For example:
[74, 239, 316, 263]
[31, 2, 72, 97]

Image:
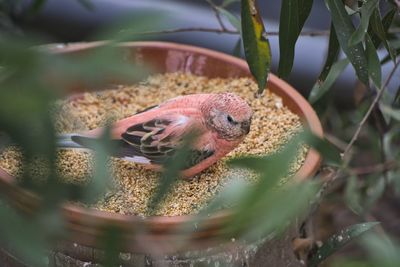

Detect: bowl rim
[0, 41, 323, 239]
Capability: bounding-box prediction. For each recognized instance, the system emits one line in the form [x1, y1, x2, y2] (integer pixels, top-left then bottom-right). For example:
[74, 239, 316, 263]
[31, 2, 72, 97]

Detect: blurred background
[13, 0, 398, 107]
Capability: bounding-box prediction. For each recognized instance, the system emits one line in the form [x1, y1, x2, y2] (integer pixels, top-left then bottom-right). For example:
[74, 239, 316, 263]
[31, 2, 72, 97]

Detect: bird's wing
[119, 113, 215, 168]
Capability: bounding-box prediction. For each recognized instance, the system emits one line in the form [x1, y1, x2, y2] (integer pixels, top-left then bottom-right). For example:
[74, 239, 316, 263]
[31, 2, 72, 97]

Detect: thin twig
[134, 27, 239, 35]
[215, 12, 228, 31]
[324, 132, 348, 152]
[140, 25, 400, 36]
[307, 167, 341, 217]
[132, 27, 330, 36]
[352, 160, 398, 176]
[343, 60, 400, 159]
[206, 0, 228, 31]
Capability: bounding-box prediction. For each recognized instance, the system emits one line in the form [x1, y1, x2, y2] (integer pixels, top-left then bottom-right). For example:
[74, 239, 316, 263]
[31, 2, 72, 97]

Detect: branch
[352, 160, 398, 176]
[133, 27, 329, 36]
[343, 59, 400, 160]
[206, 0, 228, 31]
[307, 167, 341, 218]
[145, 26, 400, 36]
[215, 12, 228, 31]
[324, 132, 347, 152]
[135, 27, 239, 35]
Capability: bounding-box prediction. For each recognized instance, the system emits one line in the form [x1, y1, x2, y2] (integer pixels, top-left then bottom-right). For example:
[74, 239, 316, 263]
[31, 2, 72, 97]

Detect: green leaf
[365, 33, 382, 88]
[76, 0, 95, 11]
[101, 226, 122, 267]
[241, 0, 272, 94]
[278, 0, 299, 79]
[233, 37, 242, 57]
[217, 7, 241, 32]
[202, 178, 251, 213]
[222, 0, 240, 7]
[278, 0, 314, 78]
[345, 175, 363, 214]
[370, 8, 396, 62]
[303, 132, 342, 166]
[380, 8, 397, 36]
[364, 177, 385, 211]
[383, 128, 400, 161]
[319, 23, 340, 81]
[83, 124, 115, 203]
[0, 204, 48, 266]
[26, 0, 47, 15]
[325, 0, 369, 85]
[380, 104, 400, 121]
[348, 0, 379, 46]
[238, 182, 317, 241]
[383, 128, 400, 194]
[51, 45, 149, 88]
[381, 45, 400, 65]
[229, 131, 304, 178]
[227, 132, 307, 234]
[394, 85, 400, 105]
[393, 171, 400, 195]
[345, 5, 359, 16]
[309, 222, 380, 267]
[225, 131, 330, 240]
[66, 124, 116, 204]
[309, 58, 349, 104]
[148, 135, 195, 214]
[361, 233, 400, 267]
[308, 23, 341, 104]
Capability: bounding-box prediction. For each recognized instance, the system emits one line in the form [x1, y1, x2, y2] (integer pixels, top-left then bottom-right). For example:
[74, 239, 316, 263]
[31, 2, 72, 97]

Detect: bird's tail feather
[57, 134, 88, 149]
[57, 134, 151, 164]
[57, 134, 117, 151]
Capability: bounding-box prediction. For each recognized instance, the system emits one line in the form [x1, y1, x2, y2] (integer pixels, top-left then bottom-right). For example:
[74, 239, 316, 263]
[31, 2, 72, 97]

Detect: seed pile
[0, 73, 307, 216]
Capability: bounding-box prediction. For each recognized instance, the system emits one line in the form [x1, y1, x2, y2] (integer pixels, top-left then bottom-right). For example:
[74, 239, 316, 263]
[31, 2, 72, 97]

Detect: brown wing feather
[120, 115, 214, 167]
[121, 119, 168, 163]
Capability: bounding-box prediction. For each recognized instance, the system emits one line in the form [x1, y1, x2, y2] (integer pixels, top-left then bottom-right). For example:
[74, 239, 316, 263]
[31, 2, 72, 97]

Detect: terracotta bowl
[0, 42, 323, 253]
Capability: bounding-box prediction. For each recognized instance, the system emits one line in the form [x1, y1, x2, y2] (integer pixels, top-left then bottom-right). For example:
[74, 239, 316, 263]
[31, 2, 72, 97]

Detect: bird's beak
[241, 121, 250, 134]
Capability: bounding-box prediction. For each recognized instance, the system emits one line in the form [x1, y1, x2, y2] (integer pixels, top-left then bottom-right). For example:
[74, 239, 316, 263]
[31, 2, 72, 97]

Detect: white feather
[123, 156, 151, 164]
[176, 115, 189, 126]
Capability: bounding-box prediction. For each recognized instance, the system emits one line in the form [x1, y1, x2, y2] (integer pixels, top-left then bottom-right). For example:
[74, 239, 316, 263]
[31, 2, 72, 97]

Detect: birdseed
[0, 73, 307, 216]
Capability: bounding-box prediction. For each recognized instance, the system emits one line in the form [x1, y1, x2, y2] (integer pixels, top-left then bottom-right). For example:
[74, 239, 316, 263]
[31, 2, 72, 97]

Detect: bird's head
[202, 93, 253, 140]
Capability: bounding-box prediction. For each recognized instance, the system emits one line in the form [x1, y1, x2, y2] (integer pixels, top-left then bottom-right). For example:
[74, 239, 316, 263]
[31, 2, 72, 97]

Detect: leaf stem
[132, 27, 330, 36]
[351, 160, 398, 176]
[206, 0, 229, 31]
[343, 59, 400, 160]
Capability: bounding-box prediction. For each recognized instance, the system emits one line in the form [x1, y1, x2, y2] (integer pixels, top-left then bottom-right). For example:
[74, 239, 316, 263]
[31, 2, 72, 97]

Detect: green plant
[0, 0, 400, 266]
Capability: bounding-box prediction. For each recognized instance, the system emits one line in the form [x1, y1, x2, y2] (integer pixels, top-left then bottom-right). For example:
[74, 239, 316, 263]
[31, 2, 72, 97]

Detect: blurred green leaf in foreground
[0, 7, 165, 264]
[309, 222, 380, 267]
[193, 130, 340, 242]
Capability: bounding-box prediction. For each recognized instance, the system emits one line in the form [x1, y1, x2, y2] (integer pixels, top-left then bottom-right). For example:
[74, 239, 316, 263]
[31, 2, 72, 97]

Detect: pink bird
[58, 93, 253, 179]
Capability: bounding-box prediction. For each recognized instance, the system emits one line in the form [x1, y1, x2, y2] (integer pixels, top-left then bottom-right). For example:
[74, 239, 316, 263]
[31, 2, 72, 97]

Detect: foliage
[278, 0, 314, 78]
[309, 222, 380, 267]
[240, 0, 271, 94]
[0, 0, 400, 266]
[360, 233, 400, 267]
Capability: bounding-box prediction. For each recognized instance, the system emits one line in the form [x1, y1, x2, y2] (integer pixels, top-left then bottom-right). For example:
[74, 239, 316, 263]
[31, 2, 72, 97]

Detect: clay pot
[0, 42, 322, 265]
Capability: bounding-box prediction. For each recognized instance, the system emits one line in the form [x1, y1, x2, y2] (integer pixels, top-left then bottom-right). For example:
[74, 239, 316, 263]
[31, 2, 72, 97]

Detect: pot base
[1, 225, 305, 267]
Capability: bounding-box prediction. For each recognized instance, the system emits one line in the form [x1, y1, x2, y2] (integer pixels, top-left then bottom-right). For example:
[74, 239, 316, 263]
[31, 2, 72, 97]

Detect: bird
[57, 92, 253, 179]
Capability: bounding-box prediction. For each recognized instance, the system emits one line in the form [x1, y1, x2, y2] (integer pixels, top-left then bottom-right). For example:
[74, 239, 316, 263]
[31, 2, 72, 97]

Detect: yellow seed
[0, 73, 307, 217]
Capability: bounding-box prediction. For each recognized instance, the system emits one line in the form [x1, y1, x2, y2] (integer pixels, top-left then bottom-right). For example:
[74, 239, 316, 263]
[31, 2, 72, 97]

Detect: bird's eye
[227, 115, 236, 124]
